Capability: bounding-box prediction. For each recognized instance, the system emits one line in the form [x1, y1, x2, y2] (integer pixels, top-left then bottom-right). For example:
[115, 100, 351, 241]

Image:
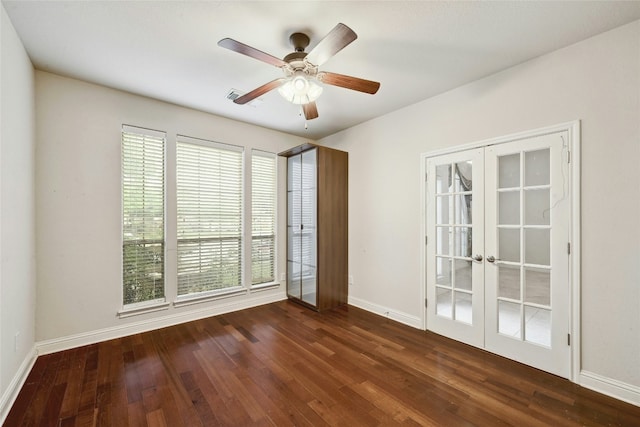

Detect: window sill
[250, 282, 281, 292]
[173, 287, 248, 308]
[117, 301, 171, 319]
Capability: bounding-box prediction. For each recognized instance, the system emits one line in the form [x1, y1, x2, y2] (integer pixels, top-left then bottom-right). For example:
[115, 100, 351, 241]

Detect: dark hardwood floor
[5, 300, 640, 426]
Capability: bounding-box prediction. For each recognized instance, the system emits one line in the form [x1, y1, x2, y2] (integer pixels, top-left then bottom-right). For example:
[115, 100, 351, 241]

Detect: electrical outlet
[348, 275, 354, 286]
[280, 273, 286, 282]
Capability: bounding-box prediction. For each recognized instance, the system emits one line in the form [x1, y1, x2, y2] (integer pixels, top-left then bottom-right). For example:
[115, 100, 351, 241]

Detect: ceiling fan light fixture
[278, 73, 323, 105]
[219, 23, 380, 119]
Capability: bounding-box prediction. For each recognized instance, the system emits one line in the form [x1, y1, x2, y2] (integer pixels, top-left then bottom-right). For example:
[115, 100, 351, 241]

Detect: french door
[426, 148, 485, 348]
[425, 131, 571, 378]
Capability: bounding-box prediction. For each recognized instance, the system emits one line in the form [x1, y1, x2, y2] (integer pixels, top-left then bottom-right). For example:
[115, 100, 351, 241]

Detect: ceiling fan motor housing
[283, 32, 318, 78]
[289, 32, 310, 52]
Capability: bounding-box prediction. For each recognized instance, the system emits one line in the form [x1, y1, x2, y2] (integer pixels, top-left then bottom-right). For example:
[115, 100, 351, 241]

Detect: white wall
[320, 21, 640, 393]
[35, 71, 309, 346]
[0, 2, 36, 409]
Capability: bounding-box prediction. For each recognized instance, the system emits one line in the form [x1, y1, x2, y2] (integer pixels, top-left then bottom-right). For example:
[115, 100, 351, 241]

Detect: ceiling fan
[218, 23, 380, 120]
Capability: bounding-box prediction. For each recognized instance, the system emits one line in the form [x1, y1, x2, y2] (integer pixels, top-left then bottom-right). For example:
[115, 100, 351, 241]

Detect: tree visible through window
[251, 150, 276, 285]
[122, 126, 165, 306]
[176, 135, 243, 297]
[122, 126, 279, 309]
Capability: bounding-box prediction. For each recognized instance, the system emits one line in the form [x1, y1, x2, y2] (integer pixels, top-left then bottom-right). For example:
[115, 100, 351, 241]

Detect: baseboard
[36, 291, 287, 355]
[0, 346, 37, 424]
[348, 296, 422, 329]
[580, 370, 640, 407]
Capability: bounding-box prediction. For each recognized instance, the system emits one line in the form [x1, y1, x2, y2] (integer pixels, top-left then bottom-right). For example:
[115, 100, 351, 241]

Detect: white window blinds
[251, 150, 277, 285]
[176, 135, 243, 296]
[122, 125, 166, 306]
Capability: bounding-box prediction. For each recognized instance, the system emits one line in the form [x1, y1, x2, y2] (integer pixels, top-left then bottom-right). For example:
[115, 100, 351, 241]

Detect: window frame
[119, 125, 169, 317]
[174, 134, 246, 304]
[119, 125, 283, 316]
[250, 149, 278, 287]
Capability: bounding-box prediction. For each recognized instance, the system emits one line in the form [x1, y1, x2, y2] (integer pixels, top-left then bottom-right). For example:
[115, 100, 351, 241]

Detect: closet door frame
[420, 120, 581, 382]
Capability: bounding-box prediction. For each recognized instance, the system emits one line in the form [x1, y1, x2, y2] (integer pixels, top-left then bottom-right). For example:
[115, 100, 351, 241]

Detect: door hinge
[567, 151, 571, 163]
[425, 236, 428, 245]
[425, 172, 428, 182]
[567, 242, 571, 255]
[425, 298, 428, 308]
[567, 334, 571, 346]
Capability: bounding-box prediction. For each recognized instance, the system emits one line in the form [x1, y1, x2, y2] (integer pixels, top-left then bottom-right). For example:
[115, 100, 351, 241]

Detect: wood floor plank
[3, 353, 50, 426]
[5, 301, 640, 426]
[58, 346, 89, 420]
[145, 409, 167, 427]
[19, 352, 64, 426]
[126, 401, 146, 427]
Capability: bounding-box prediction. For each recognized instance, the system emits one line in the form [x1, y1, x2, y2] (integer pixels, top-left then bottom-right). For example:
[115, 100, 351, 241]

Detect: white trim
[117, 301, 170, 318]
[569, 121, 582, 383]
[0, 346, 37, 425]
[122, 124, 166, 140]
[37, 292, 287, 355]
[420, 155, 427, 330]
[580, 370, 640, 407]
[349, 296, 422, 329]
[422, 120, 581, 158]
[420, 120, 581, 381]
[250, 282, 281, 292]
[176, 133, 244, 153]
[173, 287, 247, 308]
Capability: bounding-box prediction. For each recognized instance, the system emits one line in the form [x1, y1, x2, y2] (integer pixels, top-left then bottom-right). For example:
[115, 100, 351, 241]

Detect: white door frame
[420, 120, 581, 382]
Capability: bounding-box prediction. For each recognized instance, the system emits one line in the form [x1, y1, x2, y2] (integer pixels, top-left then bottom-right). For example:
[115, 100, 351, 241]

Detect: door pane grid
[496, 148, 552, 348]
[434, 160, 475, 324]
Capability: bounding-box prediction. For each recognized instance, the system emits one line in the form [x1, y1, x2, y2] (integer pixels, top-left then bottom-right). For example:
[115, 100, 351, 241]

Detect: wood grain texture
[302, 102, 319, 120]
[317, 71, 381, 94]
[5, 301, 640, 426]
[316, 146, 349, 311]
[280, 144, 348, 312]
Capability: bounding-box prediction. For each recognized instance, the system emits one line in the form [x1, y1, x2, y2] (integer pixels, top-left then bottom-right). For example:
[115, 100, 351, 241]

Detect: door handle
[487, 255, 501, 263]
[472, 254, 483, 262]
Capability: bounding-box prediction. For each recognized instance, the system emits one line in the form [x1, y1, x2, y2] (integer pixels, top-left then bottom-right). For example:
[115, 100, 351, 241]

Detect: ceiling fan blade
[218, 38, 287, 68]
[305, 23, 357, 66]
[234, 78, 285, 105]
[317, 72, 380, 94]
[302, 102, 319, 120]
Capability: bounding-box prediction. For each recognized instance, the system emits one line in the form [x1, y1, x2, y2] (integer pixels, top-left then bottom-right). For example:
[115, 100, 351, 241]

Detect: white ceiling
[4, 1, 640, 139]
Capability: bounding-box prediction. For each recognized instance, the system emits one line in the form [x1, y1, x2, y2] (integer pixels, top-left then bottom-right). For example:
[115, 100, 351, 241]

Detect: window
[176, 135, 243, 297]
[251, 150, 277, 285]
[121, 125, 166, 306]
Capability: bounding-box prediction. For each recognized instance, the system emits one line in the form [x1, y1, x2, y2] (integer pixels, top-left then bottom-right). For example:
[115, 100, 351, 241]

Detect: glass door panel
[287, 155, 302, 299]
[524, 267, 550, 305]
[498, 264, 521, 300]
[485, 132, 570, 378]
[499, 191, 519, 225]
[498, 228, 520, 262]
[287, 261, 301, 298]
[300, 149, 317, 306]
[426, 148, 484, 348]
[286, 148, 320, 307]
[524, 149, 550, 186]
[498, 153, 520, 188]
[524, 189, 550, 225]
